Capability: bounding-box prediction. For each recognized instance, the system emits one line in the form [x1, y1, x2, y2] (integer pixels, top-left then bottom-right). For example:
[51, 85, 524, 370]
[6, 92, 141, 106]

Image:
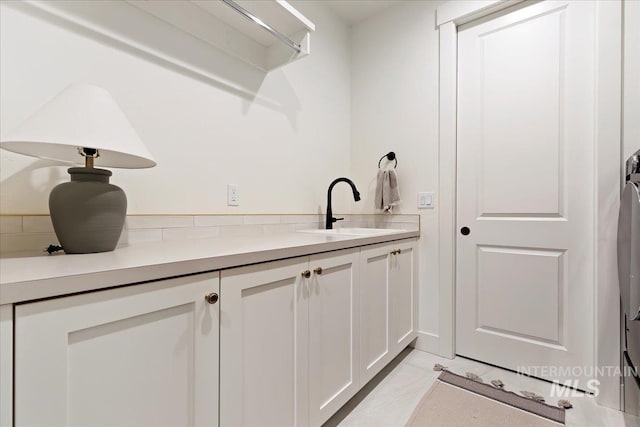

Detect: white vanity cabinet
[13, 272, 220, 427]
[4, 233, 418, 427]
[360, 239, 418, 385]
[220, 248, 361, 427]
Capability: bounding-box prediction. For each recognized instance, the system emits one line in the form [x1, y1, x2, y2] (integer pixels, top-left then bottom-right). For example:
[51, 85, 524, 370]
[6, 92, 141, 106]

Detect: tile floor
[324, 349, 640, 427]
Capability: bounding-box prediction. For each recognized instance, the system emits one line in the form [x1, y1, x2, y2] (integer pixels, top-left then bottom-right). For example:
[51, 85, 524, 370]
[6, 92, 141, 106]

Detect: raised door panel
[359, 243, 392, 385]
[220, 257, 309, 427]
[389, 240, 418, 353]
[479, 9, 563, 216]
[308, 249, 360, 427]
[14, 272, 219, 427]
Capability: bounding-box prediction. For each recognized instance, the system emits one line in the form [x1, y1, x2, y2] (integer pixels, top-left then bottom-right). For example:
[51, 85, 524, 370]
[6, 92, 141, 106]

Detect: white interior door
[456, 0, 595, 385]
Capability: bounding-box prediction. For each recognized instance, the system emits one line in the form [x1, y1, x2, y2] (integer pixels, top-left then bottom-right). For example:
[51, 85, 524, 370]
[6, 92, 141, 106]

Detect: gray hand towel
[375, 169, 401, 212]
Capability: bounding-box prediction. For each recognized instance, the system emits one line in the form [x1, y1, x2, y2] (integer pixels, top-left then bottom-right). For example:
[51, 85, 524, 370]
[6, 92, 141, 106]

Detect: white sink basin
[297, 227, 406, 236]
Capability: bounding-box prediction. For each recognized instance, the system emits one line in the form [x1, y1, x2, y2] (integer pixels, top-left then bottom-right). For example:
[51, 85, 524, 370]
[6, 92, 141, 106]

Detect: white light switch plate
[228, 184, 240, 206]
[417, 192, 435, 209]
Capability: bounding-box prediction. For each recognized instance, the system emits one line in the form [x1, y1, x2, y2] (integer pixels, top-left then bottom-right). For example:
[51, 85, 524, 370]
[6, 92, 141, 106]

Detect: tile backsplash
[0, 214, 419, 255]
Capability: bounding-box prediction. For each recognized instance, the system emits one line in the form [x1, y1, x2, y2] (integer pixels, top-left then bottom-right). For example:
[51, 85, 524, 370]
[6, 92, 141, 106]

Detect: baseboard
[412, 331, 442, 355]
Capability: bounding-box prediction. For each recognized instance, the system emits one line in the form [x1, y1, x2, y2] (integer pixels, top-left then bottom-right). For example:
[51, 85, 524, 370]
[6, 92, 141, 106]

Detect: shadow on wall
[0, 158, 67, 213]
[5, 1, 302, 128]
[241, 70, 302, 130]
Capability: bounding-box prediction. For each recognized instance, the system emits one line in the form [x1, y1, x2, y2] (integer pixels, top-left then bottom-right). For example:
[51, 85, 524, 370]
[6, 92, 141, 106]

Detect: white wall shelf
[22, 0, 315, 77]
[127, 0, 315, 71]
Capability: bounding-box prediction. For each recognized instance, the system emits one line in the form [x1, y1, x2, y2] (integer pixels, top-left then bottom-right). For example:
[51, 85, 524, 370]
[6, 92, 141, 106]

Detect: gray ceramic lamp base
[49, 167, 127, 254]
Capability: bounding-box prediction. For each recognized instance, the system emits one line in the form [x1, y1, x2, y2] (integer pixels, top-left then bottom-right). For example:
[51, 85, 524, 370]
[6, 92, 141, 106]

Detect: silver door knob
[302, 270, 311, 278]
[313, 267, 323, 275]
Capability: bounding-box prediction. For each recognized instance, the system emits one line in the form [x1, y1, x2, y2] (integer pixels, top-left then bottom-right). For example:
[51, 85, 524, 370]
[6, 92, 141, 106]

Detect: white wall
[0, 1, 353, 215]
[350, 1, 442, 344]
[624, 0, 639, 161]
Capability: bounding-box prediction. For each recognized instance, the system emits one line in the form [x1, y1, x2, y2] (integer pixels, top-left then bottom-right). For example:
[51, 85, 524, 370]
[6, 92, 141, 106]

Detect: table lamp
[0, 84, 156, 254]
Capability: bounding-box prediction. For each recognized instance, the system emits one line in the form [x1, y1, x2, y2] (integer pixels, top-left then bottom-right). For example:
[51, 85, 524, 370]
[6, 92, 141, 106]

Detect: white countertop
[0, 229, 418, 305]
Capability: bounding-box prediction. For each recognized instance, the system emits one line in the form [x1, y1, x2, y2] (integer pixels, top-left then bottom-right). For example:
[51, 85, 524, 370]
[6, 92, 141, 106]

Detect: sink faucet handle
[332, 217, 344, 223]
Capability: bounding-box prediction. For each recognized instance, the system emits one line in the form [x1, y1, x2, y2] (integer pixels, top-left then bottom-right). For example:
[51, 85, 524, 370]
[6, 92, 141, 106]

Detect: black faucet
[326, 177, 361, 229]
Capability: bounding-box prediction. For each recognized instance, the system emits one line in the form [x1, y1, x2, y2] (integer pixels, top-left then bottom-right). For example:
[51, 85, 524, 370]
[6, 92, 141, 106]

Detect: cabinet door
[359, 239, 418, 385]
[359, 243, 393, 385]
[220, 257, 309, 427]
[389, 240, 418, 354]
[308, 249, 360, 427]
[0, 305, 12, 427]
[14, 272, 220, 427]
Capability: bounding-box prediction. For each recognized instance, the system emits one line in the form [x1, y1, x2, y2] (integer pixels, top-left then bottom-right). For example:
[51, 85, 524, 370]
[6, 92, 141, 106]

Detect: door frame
[434, 0, 622, 408]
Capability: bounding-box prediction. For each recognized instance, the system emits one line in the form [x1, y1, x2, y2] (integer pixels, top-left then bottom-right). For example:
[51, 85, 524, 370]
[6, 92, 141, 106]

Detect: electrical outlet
[417, 192, 435, 209]
[227, 184, 240, 206]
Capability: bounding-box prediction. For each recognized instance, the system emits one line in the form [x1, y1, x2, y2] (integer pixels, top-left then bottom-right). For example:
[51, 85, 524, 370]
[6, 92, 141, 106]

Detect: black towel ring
[378, 152, 397, 169]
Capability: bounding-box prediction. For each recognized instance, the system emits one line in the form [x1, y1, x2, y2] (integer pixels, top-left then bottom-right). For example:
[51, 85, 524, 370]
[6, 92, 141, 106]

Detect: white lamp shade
[0, 84, 156, 168]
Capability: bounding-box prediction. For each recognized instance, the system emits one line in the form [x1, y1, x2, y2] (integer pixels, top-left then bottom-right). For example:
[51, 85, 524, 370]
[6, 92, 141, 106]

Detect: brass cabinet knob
[205, 292, 219, 304]
[313, 267, 323, 275]
[302, 270, 311, 278]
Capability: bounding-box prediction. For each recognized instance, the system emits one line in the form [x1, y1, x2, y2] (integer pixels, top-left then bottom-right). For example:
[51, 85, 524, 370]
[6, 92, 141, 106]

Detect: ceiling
[324, 1, 399, 25]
